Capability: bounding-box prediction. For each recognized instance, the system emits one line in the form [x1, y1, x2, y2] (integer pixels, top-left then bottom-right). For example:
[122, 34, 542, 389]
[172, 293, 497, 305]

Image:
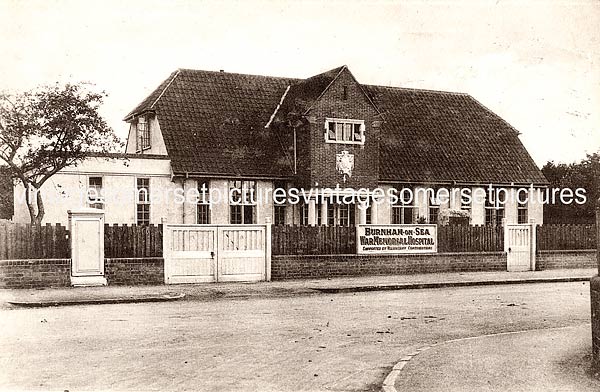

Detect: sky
[1, 0, 598, 167]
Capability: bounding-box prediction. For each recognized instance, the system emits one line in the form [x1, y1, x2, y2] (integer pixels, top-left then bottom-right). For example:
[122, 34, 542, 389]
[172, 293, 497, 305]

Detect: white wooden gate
[163, 224, 271, 284]
[504, 221, 536, 272]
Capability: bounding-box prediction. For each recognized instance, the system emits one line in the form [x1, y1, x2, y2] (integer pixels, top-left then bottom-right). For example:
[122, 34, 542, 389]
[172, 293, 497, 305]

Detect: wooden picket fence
[437, 225, 504, 252]
[104, 224, 163, 258]
[536, 224, 596, 250]
[272, 225, 356, 255]
[0, 221, 595, 259]
[0, 222, 70, 260]
[272, 224, 505, 255]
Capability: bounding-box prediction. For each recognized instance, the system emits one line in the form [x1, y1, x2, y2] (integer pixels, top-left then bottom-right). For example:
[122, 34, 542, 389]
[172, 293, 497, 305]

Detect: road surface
[0, 281, 593, 391]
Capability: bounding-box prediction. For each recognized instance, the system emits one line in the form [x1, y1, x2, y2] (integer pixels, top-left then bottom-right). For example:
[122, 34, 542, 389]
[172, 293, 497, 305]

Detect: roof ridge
[301, 65, 346, 82]
[176, 67, 300, 81]
[365, 83, 471, 96]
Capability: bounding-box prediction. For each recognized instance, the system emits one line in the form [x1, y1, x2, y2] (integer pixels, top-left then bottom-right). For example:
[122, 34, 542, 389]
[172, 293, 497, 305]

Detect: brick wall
[0, 259, 70, 288]
[271, 252, 506, 280]
[536, 250, 597, 270]
[0, 257, 164, 288]
[303, 68, 380, 189]
[104, 257, 164, 285]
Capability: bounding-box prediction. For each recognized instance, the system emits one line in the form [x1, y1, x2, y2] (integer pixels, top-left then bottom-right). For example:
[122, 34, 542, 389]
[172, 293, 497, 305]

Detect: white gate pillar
[265, 218, 272, 282]
[529, 218, 537, 271]
[371, 199, 378, 224]
[68, 208, 107, 286]
[358, 202, 368, 225]
[308, 199, 317, 226]
[320, 199, 328, 226]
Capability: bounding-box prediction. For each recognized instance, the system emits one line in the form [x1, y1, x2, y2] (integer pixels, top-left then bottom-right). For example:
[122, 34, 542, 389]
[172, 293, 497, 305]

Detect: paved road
[0, 282, 593, 391]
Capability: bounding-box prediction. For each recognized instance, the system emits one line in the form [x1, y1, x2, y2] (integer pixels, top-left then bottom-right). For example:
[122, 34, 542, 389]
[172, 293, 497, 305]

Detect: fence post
[591, 199, 600, 370]
[529, 218, 536, 271]
[265, 218, 272, 282]
[597, 204, 600, 271]
[502, 218, 508, 253]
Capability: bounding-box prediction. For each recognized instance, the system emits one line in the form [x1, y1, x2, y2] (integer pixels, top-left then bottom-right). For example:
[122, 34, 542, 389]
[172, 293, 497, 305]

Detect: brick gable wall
[303, 69, 380, 189]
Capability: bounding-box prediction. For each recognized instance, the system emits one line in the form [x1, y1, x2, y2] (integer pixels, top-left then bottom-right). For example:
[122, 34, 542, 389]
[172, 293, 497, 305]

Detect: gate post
[529, 218, 536, 271]
[68, 208, 107, 286]
[591, 199, 600, 370]
[502, 218, 509, 252]
[163, 223, 169, 284]
[265, 218, 272, 282]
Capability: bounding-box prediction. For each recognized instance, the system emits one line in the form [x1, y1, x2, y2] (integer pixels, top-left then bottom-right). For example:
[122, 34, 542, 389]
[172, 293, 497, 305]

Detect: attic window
[136, 117, 150, 151]
[325, 118, 364, 145]
[342, 86, 348, 100]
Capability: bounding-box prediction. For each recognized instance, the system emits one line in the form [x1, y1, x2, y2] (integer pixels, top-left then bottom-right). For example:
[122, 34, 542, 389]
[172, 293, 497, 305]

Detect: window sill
[325, 140, 364, 146]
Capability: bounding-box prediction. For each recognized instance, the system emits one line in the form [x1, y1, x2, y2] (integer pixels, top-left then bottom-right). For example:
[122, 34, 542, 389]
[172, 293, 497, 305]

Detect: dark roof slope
[283, 65, 345, 114]
[365, 85, 547, 184]
[127, 69, 299, 176]
[125, 67, 547, 184]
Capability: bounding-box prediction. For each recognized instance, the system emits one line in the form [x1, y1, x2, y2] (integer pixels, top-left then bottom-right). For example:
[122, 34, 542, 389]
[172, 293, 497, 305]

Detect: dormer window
[325, 118, 364, 145]
[136, 117, 150, 151]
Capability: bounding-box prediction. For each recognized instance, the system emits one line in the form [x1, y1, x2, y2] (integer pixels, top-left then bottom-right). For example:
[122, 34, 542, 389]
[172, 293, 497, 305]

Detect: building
[13, 65, 547, 226]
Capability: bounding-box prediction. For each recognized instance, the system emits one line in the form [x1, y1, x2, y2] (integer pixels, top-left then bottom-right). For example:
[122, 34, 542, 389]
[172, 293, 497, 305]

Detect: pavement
[0, 267, 596, 308]
[392, 324, 600, 392]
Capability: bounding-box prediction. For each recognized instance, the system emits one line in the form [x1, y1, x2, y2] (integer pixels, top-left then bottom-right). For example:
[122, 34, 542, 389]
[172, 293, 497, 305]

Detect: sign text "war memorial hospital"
[357, 225, 438, 254]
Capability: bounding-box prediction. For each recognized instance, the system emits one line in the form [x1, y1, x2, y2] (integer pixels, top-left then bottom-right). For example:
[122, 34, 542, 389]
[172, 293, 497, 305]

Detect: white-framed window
[428, 189, 440, 224]
[197, 179, 210, 224]
[365, 203, 372, 224]
[326, 203, 355, 227]
[87, 176, 104, 209]
[324, 118, 365, 145]
[299, 201, 322, 226]
[392, 190, 415, 224]
[273, 180, 286, 226]
[136, 117, 150, 151]
[229, 180, 256, 224]
[484, 188, 505, 226]
[460, 191, 471, 213]
[300, 202, 309, 226]
[136, 178, 150, 225]
[517, 193, 528, 224]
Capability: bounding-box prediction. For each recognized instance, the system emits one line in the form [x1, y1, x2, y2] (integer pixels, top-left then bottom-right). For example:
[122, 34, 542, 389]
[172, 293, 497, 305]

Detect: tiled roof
[125, 67, 547, 184]
[127, 69, 299, 177]
[365, 85, 548, 184]
[283, 65, 345, 114]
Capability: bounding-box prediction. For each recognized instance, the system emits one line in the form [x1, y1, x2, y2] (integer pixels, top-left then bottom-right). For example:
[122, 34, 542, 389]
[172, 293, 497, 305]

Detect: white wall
[529, 187, 544, 225]
[504, 188, 518, 224]
[471, 187, 486, 225]
[414, 187, 429, 222]
[14, 156, 172, 225]
[257, 180, 274, 224]
[376, 185, 393, 224]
